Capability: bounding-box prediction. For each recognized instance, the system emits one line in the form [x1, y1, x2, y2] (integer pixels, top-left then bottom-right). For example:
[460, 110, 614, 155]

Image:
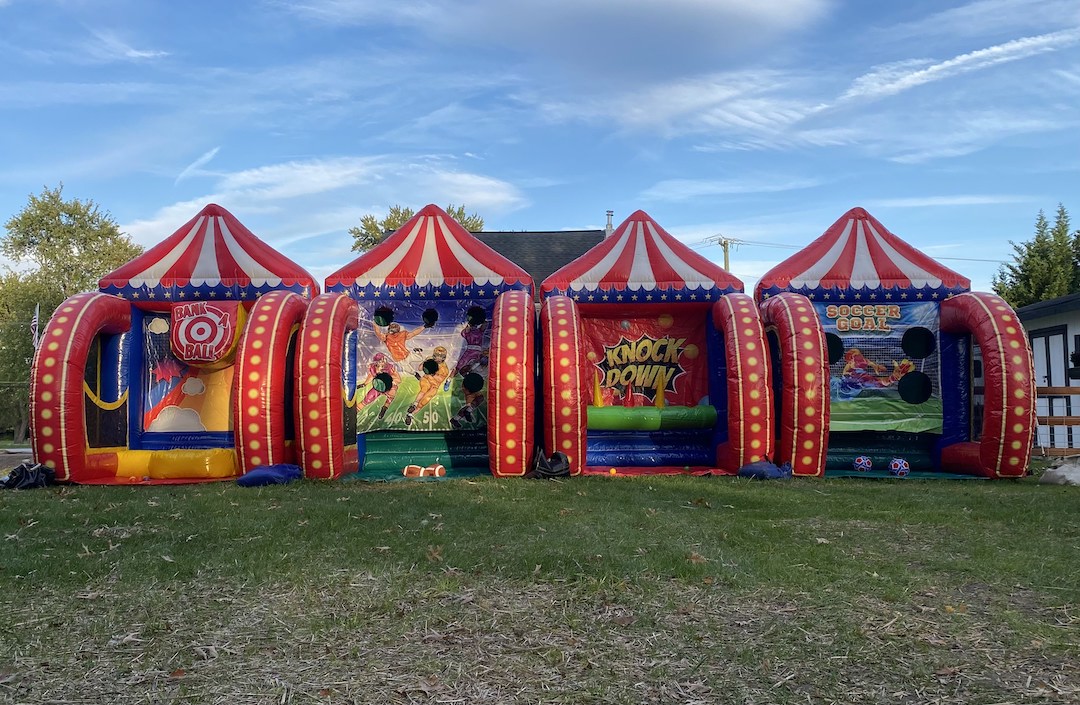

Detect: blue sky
[2, 0, 1078, 293]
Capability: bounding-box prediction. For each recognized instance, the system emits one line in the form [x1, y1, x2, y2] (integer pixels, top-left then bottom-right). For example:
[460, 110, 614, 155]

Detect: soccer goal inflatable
[29, 204, 318, 483]
[755, 207, 1036, 479]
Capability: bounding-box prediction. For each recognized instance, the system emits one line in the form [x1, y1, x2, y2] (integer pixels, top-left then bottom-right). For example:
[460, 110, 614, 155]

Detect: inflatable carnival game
[301, 204, 535, 480]
[540, 210, 793, 476]
[30, 204, 318, 483]
[756, 207, 1035, 479]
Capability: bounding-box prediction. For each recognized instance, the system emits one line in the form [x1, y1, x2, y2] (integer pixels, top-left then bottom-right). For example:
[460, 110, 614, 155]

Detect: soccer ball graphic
[888, 457, 911, 477]
[853, 455, 873, 472]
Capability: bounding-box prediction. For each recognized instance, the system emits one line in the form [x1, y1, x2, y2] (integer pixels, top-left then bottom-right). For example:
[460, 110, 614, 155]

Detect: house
[473, 229, 605, 301]
[1017, 292, 1080, 451]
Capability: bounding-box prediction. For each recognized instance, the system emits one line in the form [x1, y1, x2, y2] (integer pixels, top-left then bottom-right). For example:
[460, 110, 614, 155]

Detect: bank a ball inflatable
[853, 455, 873, 472]
[889, 457, 911, 477]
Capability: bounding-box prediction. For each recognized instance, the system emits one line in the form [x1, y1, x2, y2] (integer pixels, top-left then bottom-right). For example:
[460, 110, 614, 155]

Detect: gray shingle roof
[473, 230, 605, 300]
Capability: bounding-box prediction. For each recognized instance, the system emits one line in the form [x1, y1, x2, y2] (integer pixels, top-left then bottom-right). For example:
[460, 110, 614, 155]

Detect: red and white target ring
[170, 301, 242, 364]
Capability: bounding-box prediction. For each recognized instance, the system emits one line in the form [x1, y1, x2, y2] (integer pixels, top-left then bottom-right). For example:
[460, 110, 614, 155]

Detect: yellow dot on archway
[508, 315, 519, 323]
[1014, 389, 1025, 399]
[253, 340, 264, 349]
[506, 422, 517, 433]
[44, 460, 56, 468]
[507, 356, 517, 365]
[1009, 340, 1020, 349]
[308, 410, 320, 420]
[747, 357, 758, 366]
[40, 426, 53, 437]
[248, 423, 259, 433]
[41, 409, 52, 420]
[750, 390, 761, 400]
[805, 406, 815, 416]
[804, 424, 815, 433]
[42, 443, 54, 454]
[508, 341, 518, 350]
[308, 359, 319, 369]
[1013, 423, 1024, 433]
[559, 357, 569, 367]
[750, 407, 761, 417]
[561, 440, 573, 450]
[255, 326, 266, 335]
[248, 406, 259, 417]
[310, 460, 322, 470]
[750, 439, 762, 449]
[251, 456, 262, 466]
[310, 427, 320, 437]
[309, 345, 322, 353]
[996, 305, 1007, 311]
[803, 440, 814, 450]
[308, 393, 319, 403]
[561, 407, 573, 417]
[249, 440, 261, 450]
[558, 330, 568, 338]
[41, 391, 52, 402]
[751, 423, 761, 433]
[506, 440, 516, 449]
[506, 406, 517, 416]
[744, 329, 755, 337]
[1014, 406, 1026, 416]
[63, 306, 74, 313]
[310, 443, 321, 454]
[1009, 457, 1020, 466]
[560, 390, 572, 400]
[1006, 326, 1016, 335]
[248, 372, 260, 382]
[749, 373, 760, 383]
[560, 373, 570, 383]
[258, 314, 270, 322]
[746, 342, 757, 351]
[1012, 356, 1023, 365]
[312, 318, 323, 325]
[44, 357, 55, 367]
[42, 374, 54, 384]
[1013, 373, 1025, 382]
[57, 316, 69, 324]
[507, 389, 517, 399]
[307, 375, 318, 386]
[561, 423, 572, 432]
[799, 316, 810, 323]
[507, 372, 518, 383]
[311, 330, 321, 338]
[683, 344, 699, 359]
[251, 355, 262, 366]
[802, 456, 813, 465]
[558, 318, 568, 326]
[506, 455, 517, 465]
[561, 343, 571, 352]
[804, 373, 816, 383]
[1010, 440, 1022, 450]
[741, 317, 752, 324]
[47, 342, 59, 351]
[804, 356, 816, 365]
[658, 314, 673, 328]
[508, 327, 518, 336]
[749, 455, 760, 463]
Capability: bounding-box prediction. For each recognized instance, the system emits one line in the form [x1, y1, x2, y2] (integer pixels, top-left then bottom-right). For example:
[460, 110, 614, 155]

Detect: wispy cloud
[175, 147, 221, 184]
[641, 177, 823, 202]
[882, 0, 1080, 43]
[840, 29, 1080, 102]
[866, 195, 1035, 208]
[85, 30, 169, 62]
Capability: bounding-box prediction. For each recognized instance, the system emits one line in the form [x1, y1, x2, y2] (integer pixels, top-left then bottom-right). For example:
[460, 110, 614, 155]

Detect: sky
[1, 0, 1079, 294]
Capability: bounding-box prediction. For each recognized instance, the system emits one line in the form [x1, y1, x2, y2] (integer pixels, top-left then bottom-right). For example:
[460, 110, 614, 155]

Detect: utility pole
[714, 235, 737, 271]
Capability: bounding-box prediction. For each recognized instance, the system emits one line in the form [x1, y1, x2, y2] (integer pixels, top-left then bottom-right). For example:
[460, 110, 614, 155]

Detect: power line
[691, 236, 1007, 263]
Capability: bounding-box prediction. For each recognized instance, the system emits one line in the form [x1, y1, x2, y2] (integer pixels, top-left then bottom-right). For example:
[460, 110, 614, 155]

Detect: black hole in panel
[826, 333, 844, 366]
[897, 370, 933, 404]
[422, 308, 439, 327]
[466, 306, 486, 325]
[901, 327, 936, 360]
[373, 307, 394, 326]
[373, 372, 393, 392]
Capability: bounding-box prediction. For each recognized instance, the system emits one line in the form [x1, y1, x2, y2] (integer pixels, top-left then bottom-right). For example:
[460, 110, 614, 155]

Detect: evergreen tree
[993, 205, 1078, 308]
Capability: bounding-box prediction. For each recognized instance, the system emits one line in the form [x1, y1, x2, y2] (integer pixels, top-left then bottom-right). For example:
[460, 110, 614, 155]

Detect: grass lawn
[1, 475, 1077, 704]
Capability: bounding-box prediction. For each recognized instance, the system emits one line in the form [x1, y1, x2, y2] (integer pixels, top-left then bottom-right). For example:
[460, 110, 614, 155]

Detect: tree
[349, 204, 484, 252]
[993, 204, 1079, 309]
[0, 185, 143, 442]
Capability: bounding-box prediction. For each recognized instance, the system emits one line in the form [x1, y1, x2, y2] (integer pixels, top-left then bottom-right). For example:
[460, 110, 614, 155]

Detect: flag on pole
[30, 303, 40, 349]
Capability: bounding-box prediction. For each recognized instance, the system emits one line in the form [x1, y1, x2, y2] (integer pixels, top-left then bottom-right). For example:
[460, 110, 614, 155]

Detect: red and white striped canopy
[541, 210, 742, 299]
[325, 204, 532, 293]
[755, 207, 969, 300]
[100, 204, 319, 301]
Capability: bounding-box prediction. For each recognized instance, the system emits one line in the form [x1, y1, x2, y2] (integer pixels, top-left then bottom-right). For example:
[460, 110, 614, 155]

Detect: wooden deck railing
[1034, 386, 1080, 457]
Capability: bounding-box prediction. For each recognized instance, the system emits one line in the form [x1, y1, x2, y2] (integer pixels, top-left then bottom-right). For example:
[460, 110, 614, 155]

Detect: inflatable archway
[304, 204, 536, 480]
[756, 207, 1035, 478]
[30, 204, 318, 483]
[539, 210, 774, 475]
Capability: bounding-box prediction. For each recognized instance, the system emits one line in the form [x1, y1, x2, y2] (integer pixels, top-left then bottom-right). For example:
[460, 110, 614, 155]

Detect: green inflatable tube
[586, 405, 717, 430]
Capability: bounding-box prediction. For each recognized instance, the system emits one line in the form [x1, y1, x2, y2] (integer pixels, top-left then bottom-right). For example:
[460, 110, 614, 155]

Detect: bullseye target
[170, 301, 244, 365]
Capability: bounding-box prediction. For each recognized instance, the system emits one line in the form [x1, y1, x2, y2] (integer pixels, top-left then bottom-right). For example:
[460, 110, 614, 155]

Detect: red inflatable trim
[540, 296, 587, 475]
[488, 290, 536, 477]
[295, 293, 359, 479]
[759, 293, 829, 476]
[30, 293, 131, 482]
[712, 294, 774, 472]
[940, 292, 1034, 478]
[234, 291, 308, 474]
